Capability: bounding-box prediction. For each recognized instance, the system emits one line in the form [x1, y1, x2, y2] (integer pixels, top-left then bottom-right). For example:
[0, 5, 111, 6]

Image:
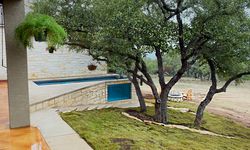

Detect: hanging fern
[15, 13, 67, 48]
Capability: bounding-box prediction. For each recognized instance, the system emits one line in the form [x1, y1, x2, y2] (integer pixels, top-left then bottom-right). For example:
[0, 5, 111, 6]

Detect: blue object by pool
[108, 83, 131, 101]
[34, 75, 125, 86]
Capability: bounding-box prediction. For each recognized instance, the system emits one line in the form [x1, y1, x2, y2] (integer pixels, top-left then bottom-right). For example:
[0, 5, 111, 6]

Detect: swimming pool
[34, 75, 125, 86]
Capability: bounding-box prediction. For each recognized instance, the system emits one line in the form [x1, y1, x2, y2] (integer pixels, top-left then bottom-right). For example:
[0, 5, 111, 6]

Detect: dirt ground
[141, 77, 250, 127]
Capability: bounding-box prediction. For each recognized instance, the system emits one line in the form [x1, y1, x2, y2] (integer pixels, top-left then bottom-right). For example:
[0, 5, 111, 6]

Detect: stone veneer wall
[0, 32, 107, 80]
[27, 41, 107, 79]
[30, 80, 137, 112]
[0, 35, 107, 80]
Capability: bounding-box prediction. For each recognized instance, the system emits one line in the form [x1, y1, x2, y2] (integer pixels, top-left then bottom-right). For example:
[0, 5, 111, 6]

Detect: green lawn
[61, 102, 250, 150]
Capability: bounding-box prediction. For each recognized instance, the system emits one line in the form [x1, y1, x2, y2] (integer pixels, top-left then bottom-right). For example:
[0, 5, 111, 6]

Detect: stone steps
[57, 101, 140, 113]
[57, 103, 115, 112]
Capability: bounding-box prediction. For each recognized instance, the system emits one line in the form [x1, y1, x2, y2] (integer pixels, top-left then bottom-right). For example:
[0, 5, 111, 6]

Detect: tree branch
[207, 59, 217, 89]
[88, 50, 109, 62]
[159, 0, 176, 12]
[200, 8, 239, 32]
[185, 37, 210, 61]
[155, 0, 188, 21]
[128, 70, 150, 86]
[165, 51, 189, 91]
[64, 41, 90, 49]
[126, 61, 150, 85]
[66, 27, 89, 34]
[176, 1, 185, 58]
[136, 59, 161, 100]
[155, 46, 165, 89]
[216, 72, 250, 93]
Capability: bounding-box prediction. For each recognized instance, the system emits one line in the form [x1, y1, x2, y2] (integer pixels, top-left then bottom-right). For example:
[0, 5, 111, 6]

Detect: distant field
[141, 76, 250, 126]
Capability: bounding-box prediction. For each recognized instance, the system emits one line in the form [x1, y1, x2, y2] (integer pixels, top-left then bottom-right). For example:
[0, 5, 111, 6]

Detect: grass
[61, 102, 250, 150]
[167, 102, 250, 138]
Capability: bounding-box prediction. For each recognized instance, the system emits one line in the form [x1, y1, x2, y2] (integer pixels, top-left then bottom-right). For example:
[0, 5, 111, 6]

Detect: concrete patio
[0, 81, 50, 150]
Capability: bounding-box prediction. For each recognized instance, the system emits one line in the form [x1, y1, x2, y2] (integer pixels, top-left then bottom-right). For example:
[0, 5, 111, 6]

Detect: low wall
[30, 80, 137, 112]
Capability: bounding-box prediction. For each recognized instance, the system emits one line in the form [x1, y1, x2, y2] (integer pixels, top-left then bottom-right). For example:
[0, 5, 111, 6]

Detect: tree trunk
[194, 89, 215, 128]
[154, 91, 168, 124]
[154, 99, 167, 123]
[131, 78, 147, 112]
[154, 46, 168, 123]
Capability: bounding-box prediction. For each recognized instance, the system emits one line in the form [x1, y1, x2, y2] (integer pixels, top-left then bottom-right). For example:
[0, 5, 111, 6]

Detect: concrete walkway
[31, 109, 93, 150]
[30, 101, 140, 150]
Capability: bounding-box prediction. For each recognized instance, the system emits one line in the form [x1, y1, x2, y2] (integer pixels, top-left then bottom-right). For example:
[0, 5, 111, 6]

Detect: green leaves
[15, 12, 67, 48]
[32, 0, 250, 81]
[187, 0, 250, 81]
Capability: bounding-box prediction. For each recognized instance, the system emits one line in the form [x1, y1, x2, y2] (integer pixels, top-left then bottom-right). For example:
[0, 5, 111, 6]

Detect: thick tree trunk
[194, 59, 217, 128]
[154, 99, 167, 123]
[154, 90, 168, 124]
[194, 89, 215, 128]
[131, 78, 147, 112]
[154, 47, 168, 123]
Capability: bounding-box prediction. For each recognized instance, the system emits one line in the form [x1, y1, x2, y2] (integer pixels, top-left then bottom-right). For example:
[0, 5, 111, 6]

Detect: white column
[3, 0, 30, 128]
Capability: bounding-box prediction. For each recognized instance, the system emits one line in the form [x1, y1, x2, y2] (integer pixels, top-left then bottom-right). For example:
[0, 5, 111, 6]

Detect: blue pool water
[107, 83, 132, 101]
[34, 75, 125, 86]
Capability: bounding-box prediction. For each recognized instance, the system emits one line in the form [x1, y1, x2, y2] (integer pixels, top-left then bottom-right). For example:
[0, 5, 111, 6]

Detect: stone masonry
[27, 41, 107, 79]
[30, 80, 137, 112]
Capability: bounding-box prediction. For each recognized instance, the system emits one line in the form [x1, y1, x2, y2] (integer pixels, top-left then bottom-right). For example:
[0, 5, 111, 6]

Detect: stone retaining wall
[30, 80, 137, 112]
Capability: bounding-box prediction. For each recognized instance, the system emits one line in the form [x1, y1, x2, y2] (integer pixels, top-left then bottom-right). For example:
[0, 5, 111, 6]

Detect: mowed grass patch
[61, 106, 250, 150]
[144, 101, 250, 138]
[167, 102, 250, 138]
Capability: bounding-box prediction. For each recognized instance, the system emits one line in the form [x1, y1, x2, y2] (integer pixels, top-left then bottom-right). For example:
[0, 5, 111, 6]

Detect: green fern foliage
[15, 13, 67, 48]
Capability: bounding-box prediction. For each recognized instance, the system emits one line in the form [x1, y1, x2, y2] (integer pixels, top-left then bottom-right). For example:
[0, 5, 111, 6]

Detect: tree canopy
[32, 0, 250, 124]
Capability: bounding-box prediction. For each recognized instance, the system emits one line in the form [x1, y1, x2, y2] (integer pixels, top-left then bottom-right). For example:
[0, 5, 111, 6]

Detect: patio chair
[183, 89, 192, 101]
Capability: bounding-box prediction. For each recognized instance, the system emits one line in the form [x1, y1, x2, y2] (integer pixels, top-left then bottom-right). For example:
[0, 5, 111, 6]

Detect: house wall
[27, 41, 107, 80]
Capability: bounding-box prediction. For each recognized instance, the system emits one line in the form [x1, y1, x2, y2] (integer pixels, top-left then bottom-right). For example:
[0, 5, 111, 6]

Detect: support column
[3, 0, 30, 128]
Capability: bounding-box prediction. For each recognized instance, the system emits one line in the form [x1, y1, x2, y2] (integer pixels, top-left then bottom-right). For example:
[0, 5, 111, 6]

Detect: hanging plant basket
[15, 13, 67, 48]
[88, 64, 97, 71]
[47, 46, 56, 53]
[34, 31, 47, 42]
